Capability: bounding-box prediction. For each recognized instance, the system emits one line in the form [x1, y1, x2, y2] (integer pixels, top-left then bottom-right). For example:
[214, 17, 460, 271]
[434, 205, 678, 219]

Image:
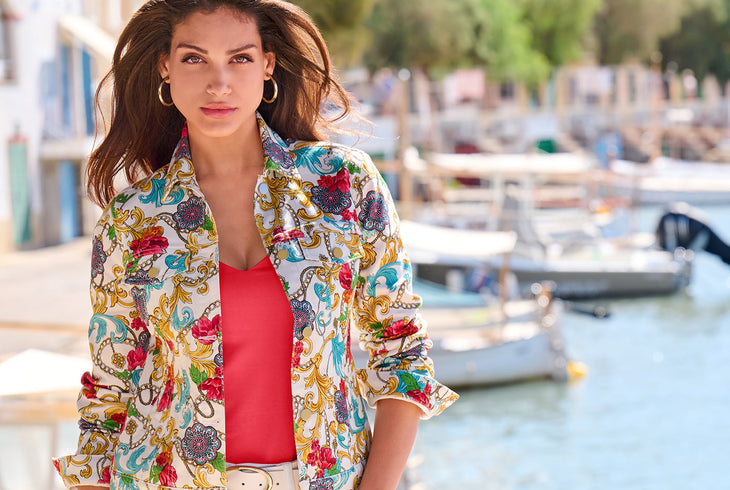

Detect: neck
[187, 117, 264, 180]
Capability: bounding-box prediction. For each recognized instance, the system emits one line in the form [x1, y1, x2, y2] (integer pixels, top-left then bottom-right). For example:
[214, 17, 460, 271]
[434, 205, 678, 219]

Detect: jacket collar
[160, 112, 298, 202]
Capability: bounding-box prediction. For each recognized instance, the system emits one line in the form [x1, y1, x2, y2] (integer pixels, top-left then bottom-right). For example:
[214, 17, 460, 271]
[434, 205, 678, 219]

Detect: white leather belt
[226, 461, 298, 490]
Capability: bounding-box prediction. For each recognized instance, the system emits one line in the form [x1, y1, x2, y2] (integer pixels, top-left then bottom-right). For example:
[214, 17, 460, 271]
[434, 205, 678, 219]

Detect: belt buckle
[227, 464, 274, 490]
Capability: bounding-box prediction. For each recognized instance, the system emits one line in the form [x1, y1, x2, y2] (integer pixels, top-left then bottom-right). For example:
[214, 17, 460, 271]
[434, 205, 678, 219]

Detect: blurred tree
[462, 0, 550, 84]
[291, 0, 376, 67]
[517, 0, 602, 66]
[361, 0, 473, 75]
[361, 0, 551, 85]
[659, 5, 730, 92]
[594, 0, 724, 65]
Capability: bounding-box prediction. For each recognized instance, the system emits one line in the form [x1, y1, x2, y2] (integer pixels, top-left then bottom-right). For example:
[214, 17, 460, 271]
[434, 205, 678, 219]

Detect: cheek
[237, 71, 264, 91]
[168, 77, 201, 111]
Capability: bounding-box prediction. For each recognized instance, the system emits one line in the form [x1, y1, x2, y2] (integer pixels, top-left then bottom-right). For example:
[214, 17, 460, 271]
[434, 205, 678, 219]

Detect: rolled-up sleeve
[351, 151, 458, 419]
[53, 201, 136, 487]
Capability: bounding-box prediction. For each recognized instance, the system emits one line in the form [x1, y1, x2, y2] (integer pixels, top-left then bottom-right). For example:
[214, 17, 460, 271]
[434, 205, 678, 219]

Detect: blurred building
[0, 0, 142, 253]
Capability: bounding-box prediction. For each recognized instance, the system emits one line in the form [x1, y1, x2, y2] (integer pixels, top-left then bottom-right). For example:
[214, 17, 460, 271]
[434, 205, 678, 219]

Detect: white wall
[0, 0, 82, 249]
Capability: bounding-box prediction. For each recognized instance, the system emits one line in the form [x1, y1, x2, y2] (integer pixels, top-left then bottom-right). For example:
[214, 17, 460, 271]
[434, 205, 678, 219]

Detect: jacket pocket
[265, 224, 364, 265]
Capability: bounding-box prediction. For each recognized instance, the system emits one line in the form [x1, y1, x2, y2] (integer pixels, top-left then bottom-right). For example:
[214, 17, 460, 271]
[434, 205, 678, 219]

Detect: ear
[264, 51, 276, 78]
[158, 53, 170, 79]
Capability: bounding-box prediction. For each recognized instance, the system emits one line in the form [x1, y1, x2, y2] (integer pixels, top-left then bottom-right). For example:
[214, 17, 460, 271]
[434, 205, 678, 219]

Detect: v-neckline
[220, 255, 268, 272]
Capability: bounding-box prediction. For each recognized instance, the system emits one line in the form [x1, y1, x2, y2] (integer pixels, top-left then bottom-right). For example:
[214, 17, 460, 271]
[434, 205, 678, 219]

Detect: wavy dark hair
[88, 0, 353, 206]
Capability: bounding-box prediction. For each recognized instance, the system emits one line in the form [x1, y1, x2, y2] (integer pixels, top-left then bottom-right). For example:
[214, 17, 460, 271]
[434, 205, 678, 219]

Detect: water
[412, 205, 730, 490]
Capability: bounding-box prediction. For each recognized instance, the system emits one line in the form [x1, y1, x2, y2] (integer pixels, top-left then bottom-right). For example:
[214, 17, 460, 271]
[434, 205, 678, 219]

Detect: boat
[352, 279, 573, 388]
[351, 220, 580, 388]
[608, 158, 730, 205]
[406, 152, 694, 299]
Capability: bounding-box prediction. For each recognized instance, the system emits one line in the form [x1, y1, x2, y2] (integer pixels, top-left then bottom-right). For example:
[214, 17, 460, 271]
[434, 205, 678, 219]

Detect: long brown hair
[88, 0, 353, 207]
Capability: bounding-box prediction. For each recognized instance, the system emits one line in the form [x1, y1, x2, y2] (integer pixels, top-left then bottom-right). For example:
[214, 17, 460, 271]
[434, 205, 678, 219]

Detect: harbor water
[411, 204, 730, 490]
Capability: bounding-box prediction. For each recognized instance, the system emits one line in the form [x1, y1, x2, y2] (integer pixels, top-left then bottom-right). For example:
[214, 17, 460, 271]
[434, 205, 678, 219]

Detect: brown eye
[182, 55, 203, 64]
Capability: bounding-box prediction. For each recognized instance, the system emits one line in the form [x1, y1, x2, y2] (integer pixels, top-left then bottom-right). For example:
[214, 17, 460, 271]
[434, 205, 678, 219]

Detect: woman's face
[159, 8, 275, 142]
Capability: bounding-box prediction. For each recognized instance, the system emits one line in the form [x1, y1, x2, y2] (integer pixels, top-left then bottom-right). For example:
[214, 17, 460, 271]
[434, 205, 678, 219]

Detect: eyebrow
[175, 43, 258, 54]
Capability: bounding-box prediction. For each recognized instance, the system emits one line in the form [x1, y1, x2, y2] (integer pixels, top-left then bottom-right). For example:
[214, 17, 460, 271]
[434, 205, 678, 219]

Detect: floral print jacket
[54, 114, 457, 490]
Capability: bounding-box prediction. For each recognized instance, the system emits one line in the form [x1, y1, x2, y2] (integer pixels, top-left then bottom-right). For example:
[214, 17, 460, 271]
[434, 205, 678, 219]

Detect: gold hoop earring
[262, 76, 278, 104]
[158, 77, 174, 107]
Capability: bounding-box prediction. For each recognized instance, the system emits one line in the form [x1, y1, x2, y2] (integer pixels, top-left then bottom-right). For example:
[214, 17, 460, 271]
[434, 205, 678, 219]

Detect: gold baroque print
[55, 114, 457, 490]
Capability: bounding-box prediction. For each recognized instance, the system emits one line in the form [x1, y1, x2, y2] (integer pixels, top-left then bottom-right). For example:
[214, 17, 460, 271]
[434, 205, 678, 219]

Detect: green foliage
[461, 0, 550, 83]
[518, 0, 602, 66]
[293, 0, 730, 90]
[291, 0, 376, 67]
[659, 5, 730, 88]
[361, 0, 593, 82]
[594, 0, 723, 65]
[362, 0, 474, 74]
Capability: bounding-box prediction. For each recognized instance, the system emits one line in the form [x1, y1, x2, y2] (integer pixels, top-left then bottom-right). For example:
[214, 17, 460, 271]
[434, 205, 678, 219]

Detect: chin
[192, 119, 247, 140]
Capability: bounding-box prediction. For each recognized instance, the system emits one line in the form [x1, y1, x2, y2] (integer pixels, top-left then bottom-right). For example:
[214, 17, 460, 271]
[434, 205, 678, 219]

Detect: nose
[206, 66, 232, 96]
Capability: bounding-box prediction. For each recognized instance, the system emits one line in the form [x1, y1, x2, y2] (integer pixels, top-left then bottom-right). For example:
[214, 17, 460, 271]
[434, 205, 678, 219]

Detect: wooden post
[396, 70, 413, 219]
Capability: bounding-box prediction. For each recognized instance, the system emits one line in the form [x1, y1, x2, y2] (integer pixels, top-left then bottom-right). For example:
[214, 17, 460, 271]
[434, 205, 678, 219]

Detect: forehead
[172, 8, 261, 46]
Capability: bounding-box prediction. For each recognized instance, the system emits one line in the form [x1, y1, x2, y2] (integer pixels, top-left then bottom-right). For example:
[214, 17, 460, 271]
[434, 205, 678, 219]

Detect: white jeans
[226, 461, 299, 490]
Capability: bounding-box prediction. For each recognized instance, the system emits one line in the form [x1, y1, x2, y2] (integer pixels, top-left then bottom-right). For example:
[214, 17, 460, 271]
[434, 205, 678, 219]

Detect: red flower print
[98, 466, 111, 484]
[80, 371, 101, 399]
[406, 389, 428, 407]
[214, 365, 223, 378]
[272, 227, 305, 244]
[156, 450, 172, 468]
[192, 314, 221, 344]
[129, 226, 168, 259]
[157, 369, 175, 412]
[130, 317, 146, 331]
[382, 319, 419, 340]
[338, 263, 352, 291]
[317, 168, 350, 193]
[292, 341, 304, 368]
[110, 412, 126, 426]
[126, 346, 147, 370]
[307, 440, 321, 466]
[318, 447, 336, 469]
[340, 209, 358, 222]
[307, 439, 337, 478]
[199, 376, 223, 401]
[407, 385, 432, 409]
[158, 464, 177, 486]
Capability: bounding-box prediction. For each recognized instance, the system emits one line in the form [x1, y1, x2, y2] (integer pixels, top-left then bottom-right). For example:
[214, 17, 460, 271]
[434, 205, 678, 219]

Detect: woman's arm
[54, 202, 137, 488]
[351, 149, 458, 418]
[358, 399, 422, 490]
[348, 149, 458, 485]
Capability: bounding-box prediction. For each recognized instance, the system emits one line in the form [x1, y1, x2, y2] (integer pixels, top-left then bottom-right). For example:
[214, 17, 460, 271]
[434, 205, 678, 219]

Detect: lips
[201, 105, 237, 119]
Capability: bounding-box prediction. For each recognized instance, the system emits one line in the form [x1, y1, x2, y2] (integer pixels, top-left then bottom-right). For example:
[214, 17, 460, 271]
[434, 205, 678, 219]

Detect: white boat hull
[428, 328, 566, 388]
[353, 304, 568, 389]
[505, 249, 693, 299]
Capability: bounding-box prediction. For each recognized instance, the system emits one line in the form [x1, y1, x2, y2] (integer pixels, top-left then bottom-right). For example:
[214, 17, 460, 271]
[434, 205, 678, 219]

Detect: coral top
[219, 256, 297, 464]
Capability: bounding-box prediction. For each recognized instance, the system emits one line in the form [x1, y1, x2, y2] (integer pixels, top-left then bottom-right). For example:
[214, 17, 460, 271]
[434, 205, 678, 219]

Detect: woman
[53, 1, 457, 489]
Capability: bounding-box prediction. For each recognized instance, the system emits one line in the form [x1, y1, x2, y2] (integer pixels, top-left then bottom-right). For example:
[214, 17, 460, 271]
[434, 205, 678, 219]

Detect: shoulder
[98, 166, 170, 219]
[289, 140, 378, 179]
